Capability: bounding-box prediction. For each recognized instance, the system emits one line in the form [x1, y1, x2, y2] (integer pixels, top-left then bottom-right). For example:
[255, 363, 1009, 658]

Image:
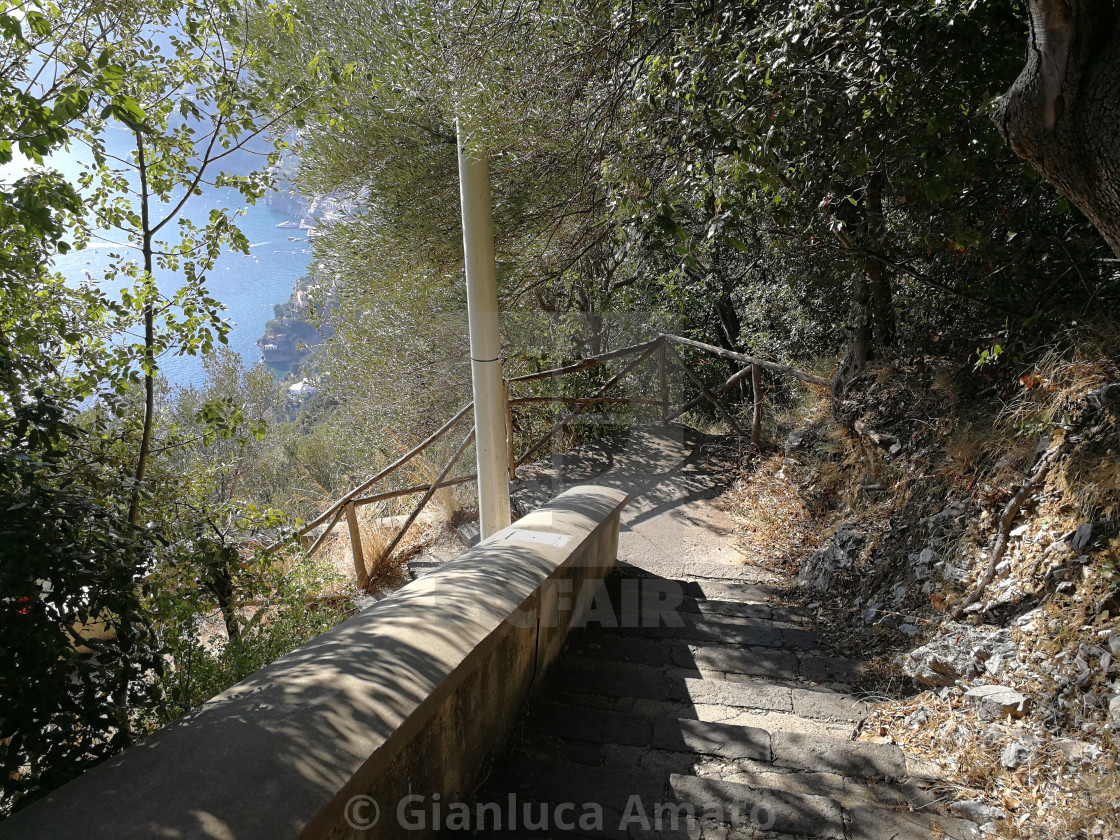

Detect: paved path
[511, 425, 772, 582]
[448, 426, 977, 839]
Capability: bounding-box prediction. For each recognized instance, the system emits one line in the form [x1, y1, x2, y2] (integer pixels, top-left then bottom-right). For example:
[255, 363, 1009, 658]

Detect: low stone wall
[2, 485, 628, 840]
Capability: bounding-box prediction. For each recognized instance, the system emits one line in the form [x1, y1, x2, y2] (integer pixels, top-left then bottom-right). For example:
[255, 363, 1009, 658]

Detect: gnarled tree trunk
[994, 0, 1120, 256]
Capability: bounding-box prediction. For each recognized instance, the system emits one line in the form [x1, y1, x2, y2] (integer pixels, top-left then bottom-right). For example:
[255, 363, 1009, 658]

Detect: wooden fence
[272, 334, 827, 588]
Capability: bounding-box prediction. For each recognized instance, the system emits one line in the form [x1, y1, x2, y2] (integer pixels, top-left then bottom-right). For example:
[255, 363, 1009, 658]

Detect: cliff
[257, 276, 332, 369]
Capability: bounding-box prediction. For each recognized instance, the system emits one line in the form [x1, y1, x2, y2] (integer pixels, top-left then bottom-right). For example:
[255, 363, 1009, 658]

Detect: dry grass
[299, 427, 479, 593]
[1001, 326, 1120, 434]
[407, 448, 465, 523]
[861, 691, 1120, 839]
[725, 453, 818, 574]
[317, 501, 444, 593]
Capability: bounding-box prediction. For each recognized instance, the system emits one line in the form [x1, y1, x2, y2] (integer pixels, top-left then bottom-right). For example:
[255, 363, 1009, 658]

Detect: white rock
[964, 685, 1030, 720]
[901, 623, 1017, 687]
[984, 653, 1008, 677]
[1110, 695, 1120, 729]
[905, 707, 931, 729]
[1053, 737, 1102, 763]
[1000, 740, 1032, 769]
[950, 800, 1006, 822]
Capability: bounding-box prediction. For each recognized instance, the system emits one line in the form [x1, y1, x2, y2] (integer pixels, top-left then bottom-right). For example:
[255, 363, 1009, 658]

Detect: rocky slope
[748, 353, 1120, 838]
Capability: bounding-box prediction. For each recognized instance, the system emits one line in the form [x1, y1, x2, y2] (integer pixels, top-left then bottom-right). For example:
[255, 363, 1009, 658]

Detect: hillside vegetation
[2, 0, 1119, 832]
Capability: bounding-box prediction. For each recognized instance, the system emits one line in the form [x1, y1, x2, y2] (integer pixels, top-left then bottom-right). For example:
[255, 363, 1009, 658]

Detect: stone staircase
[424, 426, 978, 839]
[458, 567, 978, 839]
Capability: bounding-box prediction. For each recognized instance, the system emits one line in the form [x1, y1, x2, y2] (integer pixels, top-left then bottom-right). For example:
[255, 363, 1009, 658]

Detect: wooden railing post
[515, 342, 661, 467]
[658, 338, 668, 424]
[504, 378, 516, 480]
[345, 501, 369, 590]
[751, 364, 763, 449]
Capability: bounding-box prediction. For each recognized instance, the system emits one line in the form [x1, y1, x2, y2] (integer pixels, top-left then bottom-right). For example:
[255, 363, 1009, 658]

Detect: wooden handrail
[515, 342, 661, 467]
[658, 340, 668, 423]
[286, 332, 825, 579]
[509, 396, 663, 407]
[663, 361, 755, 425]
[665, 343, 747, 437]
[345, 502, 368, 590]
[297, 401, 474, 535]
[660, 333, 829, 387]
[304, 507, 344, 557]
[506, 338, 660, 383]
[366, 428, 476, 579]
[350, 474, 478, 508]
[751, 363, 763, 448]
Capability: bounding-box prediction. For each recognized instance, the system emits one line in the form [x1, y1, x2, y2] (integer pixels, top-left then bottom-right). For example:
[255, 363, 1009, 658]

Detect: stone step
[602, 615, 818, 650]
[669, 772, 845, 838]
[475, 757, 668, 839]
[683, 578, 792, 605]
[682, 596, 808, 626]
[679, 560, 769, 583]
[472, 755, 948, 840]
[563, 631, 677, 668]
[688, 706, 857, 739]
[769, 730, 906, 780]
[527, 701, 654, 750]
[515, 716, 959, 837]
[669, 774, 979, 840]
[612, 566, 789, 606]
[845, 802, 980, 840]
[528, 703, 772, 762]
[690, 759, 943, 814]
[562, 633, 861, 686]
[407, 559, 443, 575]
[676, 642, 801, 679]
[543, 690, 858, 740]
[545, 659, 866, 722]
[613, 557, 765, 585]
[587, 576, 804, 631]
[529, 701, 900, 778]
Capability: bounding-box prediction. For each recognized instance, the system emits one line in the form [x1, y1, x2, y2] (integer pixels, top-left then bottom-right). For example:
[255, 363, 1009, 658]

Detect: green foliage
[5, 0, 1120, 815]
[604, 0, 1111, 359]
[146, 512, 348, 719]
[0, 396, 162, 815]
[0, 2, 339, 814]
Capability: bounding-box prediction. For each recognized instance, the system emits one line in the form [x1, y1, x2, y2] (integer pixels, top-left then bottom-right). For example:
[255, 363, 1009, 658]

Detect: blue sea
[4, 122, 315, 389]
[53, 192, 313, 389]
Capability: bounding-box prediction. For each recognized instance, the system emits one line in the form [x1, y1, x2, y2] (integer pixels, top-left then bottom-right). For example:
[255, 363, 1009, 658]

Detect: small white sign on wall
[505, 529, 571, 548]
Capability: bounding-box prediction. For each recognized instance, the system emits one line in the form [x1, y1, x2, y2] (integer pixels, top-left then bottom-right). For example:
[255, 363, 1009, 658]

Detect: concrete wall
[1, 485, 628, 840]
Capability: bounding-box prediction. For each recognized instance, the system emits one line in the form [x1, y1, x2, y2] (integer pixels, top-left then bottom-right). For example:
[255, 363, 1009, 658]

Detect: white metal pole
[456, 122, 512, 539]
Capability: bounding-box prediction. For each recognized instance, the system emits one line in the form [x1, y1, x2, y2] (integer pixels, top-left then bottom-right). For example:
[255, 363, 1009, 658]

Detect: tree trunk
[829, 168, 893, 397]
[863, 168, 896, 348]
[127, 132, 156, 528]
[832, 284, 872, 399]
[709, 247, 747, 394]
[207, 556, 241, 645]
[994, 0, 1120, 256]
